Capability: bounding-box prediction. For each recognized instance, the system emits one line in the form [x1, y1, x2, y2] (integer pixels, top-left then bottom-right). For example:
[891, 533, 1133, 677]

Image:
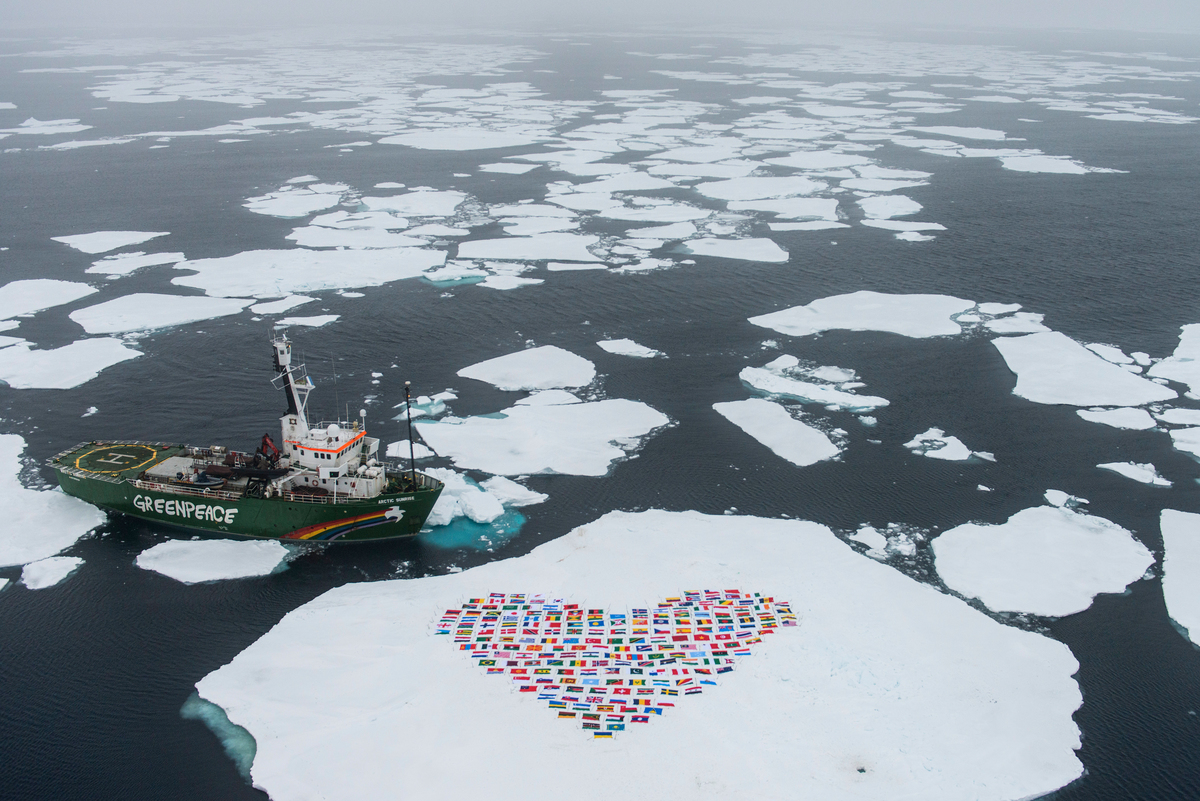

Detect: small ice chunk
[87, 251, 186, 276]
[903, 428, 975, 461]
[1000, 156, 1089, 174]
[479, 163, 538, 174]
[624, 222, 696, 239]
[750, 290, 974, 339]
[679, 238, 788, 263]
[478, 275, 543, 290]
[53, 231, 169, 254]
[727, 198, 839, 220]
[1076, 408, 1156, 430]
[0, 279, 98, 319]
[245, 189, 344, 218]
[249, 296, 314, 315]
[20, 556, 84, 589]
[1161, 510, 1200, 645]
[849, 525, 888, 555]
[361, 191, 467, 217]
[741, 366, 888, 411]
[986, 312, 1050, 334]
[379, 129, 543, 151]
[457, 233, 601, 263]
[480, 476, 547, 507]
[1168, 427, 1200, 460]
[69, 294, 251, 334]
[713, 398, 841, 467]
[993, 332, 1177, 407]
[1086, 344, 1133, 365]
[858, 195, 922, 219]
[1148, 324, 1200, 394]
[136, 540, 289, 584]
[1155, 408, 1200, 426]
[910, 126, 1008, 141]
[1098, 462, 1171, 487]
[276, 315, 339, 328]
[514, 390, 581, 406]
[597, 339, 663, 358]
[934, 505, 1152, 616]
[769, 221, 849, 231]
[385, 440, 435, 459]
[1044, 490, 1087, 508]
[979, 302, 1022, 315]
[457, 345, 595, 391]
[694, 176, 824, 201]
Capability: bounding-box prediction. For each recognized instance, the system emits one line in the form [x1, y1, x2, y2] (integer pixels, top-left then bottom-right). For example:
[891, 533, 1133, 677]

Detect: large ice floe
[69, 294, 252, 334]
[1160, 510, 1200, 646]
[20, 556, 85, 589]
[750, 291, 975, 339]
[933, 505, 1153, 617]
[52, 230, 169, 254]
[1147, 324, 1200, 395]
[0, 337, 141, 389]
[0, 435, 106, 568]
[456, 345, 596, 391]
[171, 249, 445, 298]
[0, 279, 98, 320]
[417, 394, 668, 476]
[195, 510, 1084, 801]
[739, 355, 888, 412]
[135, 539, 290, 584]
[992, 332, 1177, 407]
[1098, 461, 1171, 487]
[713, 399, 841, 467]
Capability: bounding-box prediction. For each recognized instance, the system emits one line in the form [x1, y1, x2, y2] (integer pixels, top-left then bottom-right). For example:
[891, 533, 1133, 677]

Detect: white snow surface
[1161, 510, 1200, 645]
[992, 332, 1177, 407]
[0, 435, 106, 567]
[195, 509, 1084, 801]
[1148, 324, 1200, 394]
[276, 315, 339, 328]
[52, 231, 169, 254]
[422, 469, 506, 526]
[903, 428, 975, 461]
[1076, 408, 1157, 430]
[0, 338, 141, 389]
[0, 279, 98, 319]
[386, 440, 435, 460]
[172, 248, 445, 298]
[597, 339, 663, 358]
[69, 294, 251, 334]
[680, 238, 788, 263]
[1168, 427, 1200, 460]
[87, 251, 187, 276]
[479, 476, 547, 507]
[934, 505, 1153, 617]
[20, 556, 84, 589]
[457, 346, 595, 391]
[740, 366, 888, 412]
[750, 291, 974, 339]
[1098, 462, 1171, 487]
[417, 398, 668, 476]
[858, 196, 922, 219]
[135, 539, 289, 584]
[457, 233, 601, 263]
[714, 399, 841, 467]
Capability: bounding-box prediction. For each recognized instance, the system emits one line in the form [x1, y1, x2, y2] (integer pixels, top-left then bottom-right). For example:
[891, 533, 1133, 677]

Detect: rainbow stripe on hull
[284, 507, 407, 541]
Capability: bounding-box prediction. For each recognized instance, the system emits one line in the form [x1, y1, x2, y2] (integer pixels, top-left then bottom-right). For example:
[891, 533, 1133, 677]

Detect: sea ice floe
[2, 118, 91, 135]
[1160, 510, 1200, 645]
[984, 312, 1050, 334]
[910, 126, 1009, 141]
[0, 279, 98, 319]
[362, 191, 468, 217]
[136, 539, 290, 584]
[69, 294, 252, 334]
[623, 222, 696, 239]
[1167, 427, 1200, 460]
[1076, 408, 1157, 430]
[903, 428, 979, 461]
[766, 150, 873, 170]
[714, 398, 841, 467]
[244, 188, 346, 218]
[992, 332, 1177, 407]
[0, 435, 106, 568]
[934, 505, 1152, 617]
[379, 129, 544, 151]
[87, 251, 187, 277]
[726, 198, 839, 220]
[457, 346, 595, 391]
[286, 227, 426, 249]
[598, 204, 712, 223]
[479, 275, 543, 291]
[597, 339, 663, 359]
[769, 221, 849, 231]
[740, 363, 888, 412]
[0, 338, 141, 389]
[1097, 462, 1171, 487]
[20, 556, 85, 589]
[417, 398, 668, 476]
[422, 469, 506, 526]
[457, 234, 600, 263]
[479, 476, 547, 507]
[750, 291, 974, 339]
[479, 163, 538, 174]
[195, 509, 1084, 801]
[172, 248, 446, 298]
[1155, 408, 1200, 426]
[386, 441, 435, 460]
[679, 238, 788, 263]
[1147, 324, 1200, 394]
[249, 296, 314, 315]
[276, 315, 339, 328]
[858, 195, 922, 219]
[694, 176, 824, 201]
[849, 524, 889, 557]
[999, 156, 1089, 174]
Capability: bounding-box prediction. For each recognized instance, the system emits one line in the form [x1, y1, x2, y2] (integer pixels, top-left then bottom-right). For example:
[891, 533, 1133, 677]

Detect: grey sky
[3, 0, 1200, 35]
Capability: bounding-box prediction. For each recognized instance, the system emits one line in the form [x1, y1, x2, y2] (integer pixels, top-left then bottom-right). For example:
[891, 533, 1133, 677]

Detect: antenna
[405, 381, 417, 486]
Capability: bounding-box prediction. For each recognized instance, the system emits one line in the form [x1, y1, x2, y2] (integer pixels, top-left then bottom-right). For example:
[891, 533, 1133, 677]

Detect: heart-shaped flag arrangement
[436, 589, 796, 738]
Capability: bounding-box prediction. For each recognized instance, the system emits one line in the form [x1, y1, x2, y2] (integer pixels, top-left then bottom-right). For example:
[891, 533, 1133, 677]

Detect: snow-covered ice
[69, 294, 251, 334]
[386, 440, 435, 460]
[422, 469, 506, 526]
[379, 129, 544, 151]
[456, 346, 595, 391]
[904, 428, 977, 461]
[750, 291, 974, 339]
[135, 539, 290, 584]
[417, 398, 668, 476]
[1076, 408, 1157, 430]
[1167, 427, 1200, 460]
[87, 251, 187, 276]
[992, 332, 1177, 407]
[457, 234, 600, 263]
[249, 296, 314, 315]
[195, 509, 1084, 801]
[0, 435, 106, 568]
[20, 556, 84, 589]
[0, 338, 141, 389]
[172, 249, 445, 298]
[1148, 324, 1200, 394]
[0, 279, 97, 320]
[52, 231, 169, 254]
[1155, 408, 1200, 426]
[1160, 510, 1200, 645]
[714, 399, 841, 467]
[361, 191, 467, 217]
[479, 476, 547, 507]
[276, 315, 339, 328]
[679, 238, 788, 263]
[858, 196, 922, 219]
[740, 366, 887, 412]
[694, 176, 824, 201]
[1098, 462, 1171, 487]
[934, 505, 1153, 617]
[597, 339, 663, 358]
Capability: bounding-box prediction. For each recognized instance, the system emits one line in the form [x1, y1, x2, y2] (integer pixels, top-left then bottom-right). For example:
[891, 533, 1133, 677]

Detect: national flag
[583, 723, 601, 730]
[558, 711, 576, 718]
[632, 715, 649, 723]
[549, 701, 567, 709]
[606, 724, 625, 732]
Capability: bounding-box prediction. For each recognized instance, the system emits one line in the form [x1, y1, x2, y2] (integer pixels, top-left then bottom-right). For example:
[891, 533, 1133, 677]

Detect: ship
[48, 333, 444, 542]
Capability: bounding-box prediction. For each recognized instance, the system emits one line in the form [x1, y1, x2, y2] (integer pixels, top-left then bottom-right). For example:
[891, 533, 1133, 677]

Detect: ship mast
[271, 332, 312, 452]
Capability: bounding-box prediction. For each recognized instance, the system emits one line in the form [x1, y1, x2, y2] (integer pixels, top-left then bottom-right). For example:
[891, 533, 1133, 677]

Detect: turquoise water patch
[180, 692, 257, 782]
[420, 509, 526, 551]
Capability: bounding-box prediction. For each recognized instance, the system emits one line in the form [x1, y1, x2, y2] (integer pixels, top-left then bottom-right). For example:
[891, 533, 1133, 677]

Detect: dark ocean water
[1, 25, 1200, 800]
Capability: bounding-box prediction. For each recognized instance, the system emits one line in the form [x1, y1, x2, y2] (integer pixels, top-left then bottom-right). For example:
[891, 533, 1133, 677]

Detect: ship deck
[51, 441, 189, 482]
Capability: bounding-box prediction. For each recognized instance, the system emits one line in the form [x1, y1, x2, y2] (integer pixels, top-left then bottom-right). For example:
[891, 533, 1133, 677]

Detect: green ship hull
[50, 441, 443, 542]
